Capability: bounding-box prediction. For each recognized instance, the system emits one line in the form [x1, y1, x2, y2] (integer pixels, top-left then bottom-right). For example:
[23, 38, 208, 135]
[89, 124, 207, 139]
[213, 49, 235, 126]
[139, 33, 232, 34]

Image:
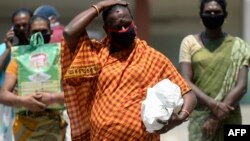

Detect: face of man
[30, 20, 52, 43]
[13, 12, 31, 45]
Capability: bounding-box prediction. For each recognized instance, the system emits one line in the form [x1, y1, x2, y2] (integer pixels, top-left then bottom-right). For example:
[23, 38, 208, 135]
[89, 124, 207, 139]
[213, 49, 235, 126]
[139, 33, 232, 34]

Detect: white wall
[244, 0, 250, 44]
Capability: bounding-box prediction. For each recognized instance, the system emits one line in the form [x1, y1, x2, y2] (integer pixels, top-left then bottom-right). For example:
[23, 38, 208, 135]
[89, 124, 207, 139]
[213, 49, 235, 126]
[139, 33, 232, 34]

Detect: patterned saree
[188, 36, 250, 141]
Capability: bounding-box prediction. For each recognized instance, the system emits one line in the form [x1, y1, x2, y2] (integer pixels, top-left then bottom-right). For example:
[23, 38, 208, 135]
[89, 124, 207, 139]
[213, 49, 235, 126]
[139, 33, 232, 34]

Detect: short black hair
[200, 0, 227, 16]
[11, 8, 33, 23]
[102, 4, 133, 24]
[28, 15, 51, 33]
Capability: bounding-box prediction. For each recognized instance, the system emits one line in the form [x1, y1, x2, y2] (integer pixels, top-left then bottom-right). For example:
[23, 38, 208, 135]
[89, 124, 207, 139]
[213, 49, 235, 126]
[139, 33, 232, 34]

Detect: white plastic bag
[141, 79, 183, 133]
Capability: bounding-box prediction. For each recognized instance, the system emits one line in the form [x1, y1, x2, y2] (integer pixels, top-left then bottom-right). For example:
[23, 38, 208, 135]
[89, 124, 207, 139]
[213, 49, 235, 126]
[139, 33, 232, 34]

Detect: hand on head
[98, 0, 129, 8]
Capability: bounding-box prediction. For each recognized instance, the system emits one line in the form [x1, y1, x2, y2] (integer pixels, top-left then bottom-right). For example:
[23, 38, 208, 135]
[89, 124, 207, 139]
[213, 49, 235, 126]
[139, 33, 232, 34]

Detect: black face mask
[13, 29, 29, 45]
[31, 30, 51, 44]
[110, 24, 136, 47]
[201, 14, 225, 29]
[41, 33, 51, 43]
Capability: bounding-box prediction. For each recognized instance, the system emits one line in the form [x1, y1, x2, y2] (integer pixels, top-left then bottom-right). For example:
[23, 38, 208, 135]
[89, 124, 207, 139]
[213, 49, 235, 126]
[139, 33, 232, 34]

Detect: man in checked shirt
[61, 0, 197, 140]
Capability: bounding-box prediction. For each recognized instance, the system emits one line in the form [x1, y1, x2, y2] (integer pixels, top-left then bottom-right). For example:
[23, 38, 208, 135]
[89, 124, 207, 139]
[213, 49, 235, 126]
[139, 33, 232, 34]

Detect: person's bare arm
[179, 91, 197, 120]
[223, 66, 248, 107]
[36, 92, 65, 105]
[202, 66, 248, 138]
[180, 62, 216, 107]
[63, 0, 128, 52]
[0, 73, 19, 106]
[155, 91, 196, 134]
[207, 66, 248, 120]
[180, 62, 233, 119]
[0, 73, 46, 111]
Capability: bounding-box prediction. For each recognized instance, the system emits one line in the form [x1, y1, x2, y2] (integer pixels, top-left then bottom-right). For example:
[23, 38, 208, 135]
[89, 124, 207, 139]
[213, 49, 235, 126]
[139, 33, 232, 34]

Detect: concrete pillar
[135, 0, 150, 41]
[242, 0, 250, 104]
[243, 0, 250, 43]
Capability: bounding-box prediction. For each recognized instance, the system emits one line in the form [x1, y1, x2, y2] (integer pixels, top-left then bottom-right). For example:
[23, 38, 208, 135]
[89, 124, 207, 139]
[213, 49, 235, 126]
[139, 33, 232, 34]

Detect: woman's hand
[20, 93, 46, 112]
[96, 0, 129, 10]
[35, 92, 54, 106]
[202, 115, 220, 138]
[155, 113, 184, 134]
[211, 101, 234, 120]
[35, 92, 64, 105]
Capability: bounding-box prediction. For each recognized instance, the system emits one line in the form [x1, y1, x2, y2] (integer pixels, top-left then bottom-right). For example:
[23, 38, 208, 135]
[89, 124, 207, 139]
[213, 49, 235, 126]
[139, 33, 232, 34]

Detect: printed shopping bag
[11, 32, 63, 111]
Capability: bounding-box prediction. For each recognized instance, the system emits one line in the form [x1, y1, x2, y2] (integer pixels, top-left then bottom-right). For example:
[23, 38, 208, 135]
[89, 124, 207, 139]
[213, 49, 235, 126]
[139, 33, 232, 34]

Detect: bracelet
[92, 5, 99, 16]
[181, 109, 190, 121]
[181, 109, 190, 117]
[181, 109, 190, 116]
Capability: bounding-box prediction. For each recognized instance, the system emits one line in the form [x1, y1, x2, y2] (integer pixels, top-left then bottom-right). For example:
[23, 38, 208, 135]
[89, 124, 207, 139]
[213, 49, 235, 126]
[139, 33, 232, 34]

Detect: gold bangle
[181, 109, 190, 121]
[92, 5, 99, 16]
[181, 109, 190, 117]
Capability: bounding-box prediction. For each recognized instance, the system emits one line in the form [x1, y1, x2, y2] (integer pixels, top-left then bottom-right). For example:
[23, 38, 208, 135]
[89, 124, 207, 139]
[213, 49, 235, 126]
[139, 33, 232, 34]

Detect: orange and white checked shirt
[61, 35, 191, 141]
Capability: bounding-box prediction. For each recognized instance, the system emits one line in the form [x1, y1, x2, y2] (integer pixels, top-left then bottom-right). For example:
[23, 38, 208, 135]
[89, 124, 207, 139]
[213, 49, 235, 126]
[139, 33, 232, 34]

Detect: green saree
[188, 36, 250, 141]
